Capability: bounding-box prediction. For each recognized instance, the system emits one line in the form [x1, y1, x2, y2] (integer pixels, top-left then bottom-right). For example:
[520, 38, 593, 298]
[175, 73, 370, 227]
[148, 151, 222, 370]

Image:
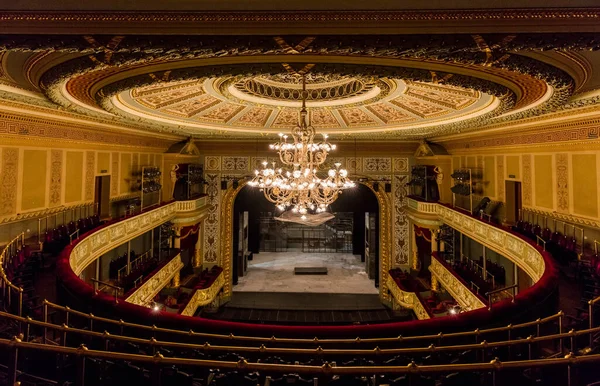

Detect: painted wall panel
[97, 152, 111, 174]
[506, 156, 520, 180]
[534, 155, 553, 209]
[483, 156, 495, 197]
[65, 151, 84, 203]
[572, 154, 598, 217]
[21, 150, 47, 211]
[120, 153, 132, 194]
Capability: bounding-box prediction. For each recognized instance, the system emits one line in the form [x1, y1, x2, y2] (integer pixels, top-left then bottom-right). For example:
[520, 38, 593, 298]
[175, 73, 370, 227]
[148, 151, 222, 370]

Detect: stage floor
[233, 252, 378, 294]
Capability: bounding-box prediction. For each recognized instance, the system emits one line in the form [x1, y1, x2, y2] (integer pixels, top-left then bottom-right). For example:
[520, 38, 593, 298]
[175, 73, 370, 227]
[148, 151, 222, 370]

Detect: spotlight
[384, 183, 391, 193]
[233, 180, 239, 189]
[221, 180, 228, 190]
[372, 182, 379, 192]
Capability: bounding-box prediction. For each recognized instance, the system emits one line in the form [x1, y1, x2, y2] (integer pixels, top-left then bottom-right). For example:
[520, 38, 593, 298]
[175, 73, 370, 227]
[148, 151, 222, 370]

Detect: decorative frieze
[222, 156, 249, 172]
[0, 148, 18, 216]
[49, 149, 62, 207]
[393, 175, 409, 265]
[84, 151, 95, 201]
[203, 173, 221, 264]
[522, 154, 532, 206]
[363, 157, 391, 173]
[556, 153, 569, 213]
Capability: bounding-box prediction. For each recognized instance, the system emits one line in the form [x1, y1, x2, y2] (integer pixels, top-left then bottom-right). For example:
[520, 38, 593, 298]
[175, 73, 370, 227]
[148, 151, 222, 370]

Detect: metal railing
[117, 249, 153, 281]
[39, 299, 564, 346]
[536, 235, 546, 251]
[69, 229, 80, 245]
[0, 233, 25, 323]
[1, 334, 598, 386]
[0, 309, 587, 360]
[589, 294, 600, 349]
[90, 278, 122, 302]
[486, 284, 518, 311]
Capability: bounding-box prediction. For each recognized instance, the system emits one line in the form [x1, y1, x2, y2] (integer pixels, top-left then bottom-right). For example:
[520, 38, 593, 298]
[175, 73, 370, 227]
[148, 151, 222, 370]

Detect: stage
[234, 252, 378, 294]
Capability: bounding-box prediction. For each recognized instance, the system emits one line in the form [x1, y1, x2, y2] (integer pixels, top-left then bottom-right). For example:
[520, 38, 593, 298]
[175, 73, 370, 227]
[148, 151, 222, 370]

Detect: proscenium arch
[219, 180, 394, 305]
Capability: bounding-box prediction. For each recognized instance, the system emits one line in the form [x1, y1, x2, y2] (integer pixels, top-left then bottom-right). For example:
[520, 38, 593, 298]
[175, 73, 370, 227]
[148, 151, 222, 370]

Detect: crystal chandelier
[248, 74, 355, 220]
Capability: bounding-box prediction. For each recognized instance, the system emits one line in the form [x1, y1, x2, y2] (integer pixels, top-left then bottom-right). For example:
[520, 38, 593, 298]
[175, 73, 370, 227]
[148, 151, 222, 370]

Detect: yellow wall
[506, 156, 520, 180]
[120, 153, 132, 195]
[572, 154, 598, 218]
[483, 156, 496, 197]
[97, 152, 111, 175]
[21, 149, 47, 211]
[65, 151, 84, 204]
[0, 146, 166, 222]
[534, 155, 553, 210]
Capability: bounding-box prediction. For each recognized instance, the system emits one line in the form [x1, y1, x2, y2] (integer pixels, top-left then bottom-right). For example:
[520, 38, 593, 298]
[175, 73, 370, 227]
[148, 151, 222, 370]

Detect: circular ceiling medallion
[109, 74, 499, 136]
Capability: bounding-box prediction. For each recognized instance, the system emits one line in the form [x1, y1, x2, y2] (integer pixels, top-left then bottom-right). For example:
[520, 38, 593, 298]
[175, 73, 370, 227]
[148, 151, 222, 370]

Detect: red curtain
[180, 224, 199, 251]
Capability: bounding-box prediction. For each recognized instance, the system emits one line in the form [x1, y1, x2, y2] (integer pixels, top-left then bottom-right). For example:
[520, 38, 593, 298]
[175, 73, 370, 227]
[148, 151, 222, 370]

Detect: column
[193, 221, 203, 268]
[171, 225, 182, 287]
[411, 223, 418, 270]
[482, 246, 487, 280]
[173, 225, 182, 249]
[431, 229, 438, 253]
[126, 241, 131, 274]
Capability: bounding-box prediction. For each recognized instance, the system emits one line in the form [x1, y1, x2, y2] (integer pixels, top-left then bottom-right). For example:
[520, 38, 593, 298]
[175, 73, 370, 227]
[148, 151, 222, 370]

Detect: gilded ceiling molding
[0, 109, 176, 150]
[1, 12, 600, 34]
[27, 35, 575, 139]
[441, 119, 600, 151]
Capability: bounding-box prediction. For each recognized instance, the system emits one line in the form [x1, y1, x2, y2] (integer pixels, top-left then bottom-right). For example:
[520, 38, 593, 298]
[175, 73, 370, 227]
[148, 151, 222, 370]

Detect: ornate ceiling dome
[108, 75, 497, 137]
[2, 34, 584, 140]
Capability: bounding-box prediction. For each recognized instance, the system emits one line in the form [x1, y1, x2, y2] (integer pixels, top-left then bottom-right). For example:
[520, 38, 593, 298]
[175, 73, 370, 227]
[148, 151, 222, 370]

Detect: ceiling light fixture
[248, 74, 355, 223]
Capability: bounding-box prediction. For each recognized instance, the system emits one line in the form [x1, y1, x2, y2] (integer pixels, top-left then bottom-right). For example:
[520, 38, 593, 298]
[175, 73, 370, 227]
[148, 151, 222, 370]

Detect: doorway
[94, 176, 111, 220]
[505, 181, 522, 225]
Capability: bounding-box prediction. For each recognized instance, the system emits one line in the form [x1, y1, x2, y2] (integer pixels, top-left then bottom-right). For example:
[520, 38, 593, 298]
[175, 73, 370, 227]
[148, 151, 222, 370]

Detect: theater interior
[1, 1, 600, 385]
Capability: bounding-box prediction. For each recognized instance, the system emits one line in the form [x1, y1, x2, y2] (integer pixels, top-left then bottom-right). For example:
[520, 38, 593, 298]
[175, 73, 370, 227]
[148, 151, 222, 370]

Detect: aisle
[234, 252, 378, 294]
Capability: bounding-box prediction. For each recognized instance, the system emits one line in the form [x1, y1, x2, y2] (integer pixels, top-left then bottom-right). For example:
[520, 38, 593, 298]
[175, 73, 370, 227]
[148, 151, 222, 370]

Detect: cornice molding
[1, 9, 600, 34]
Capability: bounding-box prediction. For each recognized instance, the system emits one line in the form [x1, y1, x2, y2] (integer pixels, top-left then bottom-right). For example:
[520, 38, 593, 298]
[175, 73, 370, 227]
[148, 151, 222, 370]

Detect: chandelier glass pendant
[248, 74, 355, 220]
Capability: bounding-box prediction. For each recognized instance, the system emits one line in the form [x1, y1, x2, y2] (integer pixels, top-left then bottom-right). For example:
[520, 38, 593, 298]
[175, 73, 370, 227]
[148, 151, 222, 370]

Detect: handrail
[0, 232, 25, 319]
[40, 299, 563, 345]
[1, 336, 599, 385]
[536, 235, 546, 251]
[91, 278, 122, 302]
[486, 284, 518, 310]
[589, 294, 600, 349]
[2, 310, 589, 357]
[69, 229, 79, 245]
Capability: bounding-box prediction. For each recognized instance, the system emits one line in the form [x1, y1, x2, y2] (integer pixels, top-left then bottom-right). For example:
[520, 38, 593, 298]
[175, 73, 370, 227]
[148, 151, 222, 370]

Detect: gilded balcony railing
[386, 274, 431, 320]
[429, 255, 487, 312]
[124, 253, 184, 306]
[407, 198, 545, 283]
[180, 271, 225, 316]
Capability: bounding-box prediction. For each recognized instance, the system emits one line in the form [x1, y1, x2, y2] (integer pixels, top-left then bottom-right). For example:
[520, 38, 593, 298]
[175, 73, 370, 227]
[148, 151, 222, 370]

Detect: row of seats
[43, 214, 101, 254]
[512, 219, 578, 266]
[119, 256, 159, 293]
[451, 261, 494, 296]
[187, 265, 223, 290]
[477, 256, 506, 285]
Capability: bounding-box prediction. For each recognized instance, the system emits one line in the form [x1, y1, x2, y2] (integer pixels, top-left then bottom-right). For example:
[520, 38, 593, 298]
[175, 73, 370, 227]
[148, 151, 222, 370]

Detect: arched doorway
[231, 184, 380, 288]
